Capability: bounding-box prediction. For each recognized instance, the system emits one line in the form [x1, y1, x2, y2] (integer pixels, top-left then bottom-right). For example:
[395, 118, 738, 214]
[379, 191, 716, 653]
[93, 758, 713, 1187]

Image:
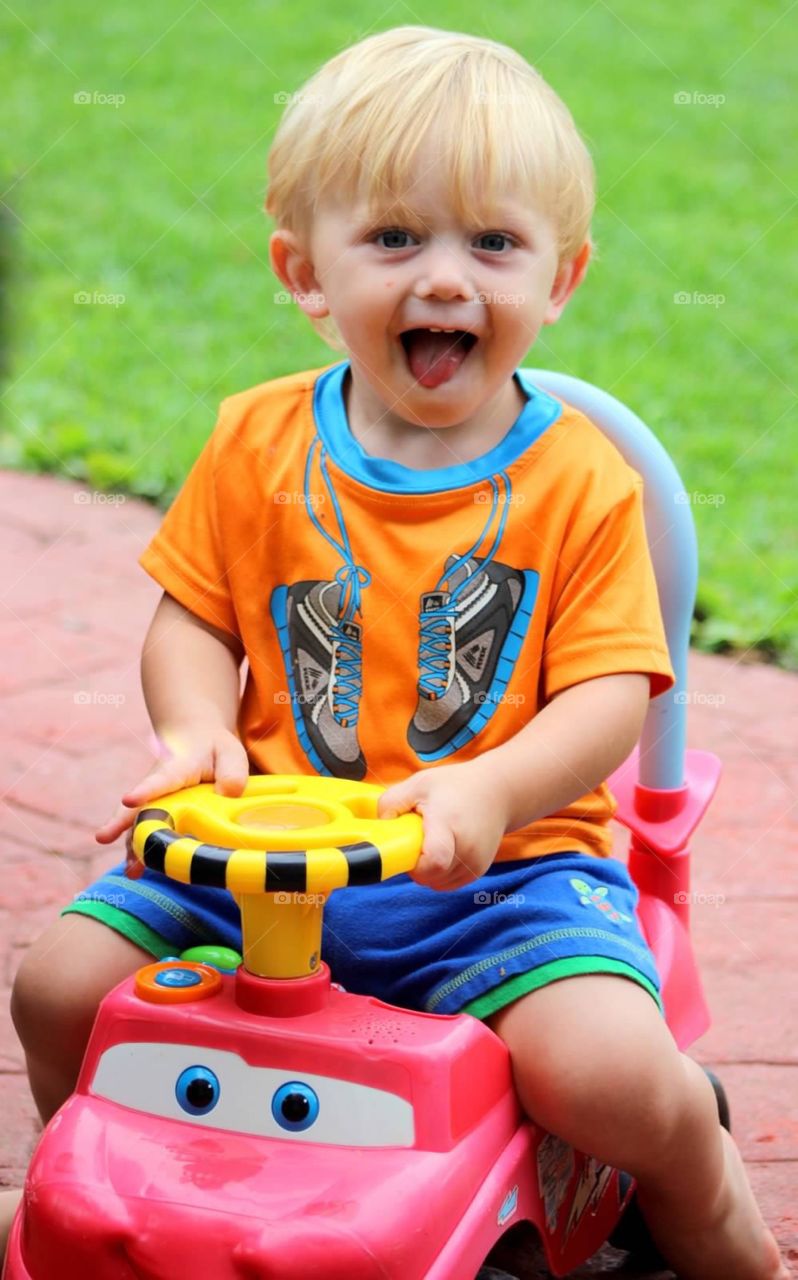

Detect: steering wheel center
[235, 802, 332, 831]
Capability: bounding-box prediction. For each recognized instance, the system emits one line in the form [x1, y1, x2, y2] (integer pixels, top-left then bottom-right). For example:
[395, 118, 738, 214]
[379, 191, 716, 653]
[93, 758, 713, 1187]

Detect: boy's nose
[412, 244, 476, 303]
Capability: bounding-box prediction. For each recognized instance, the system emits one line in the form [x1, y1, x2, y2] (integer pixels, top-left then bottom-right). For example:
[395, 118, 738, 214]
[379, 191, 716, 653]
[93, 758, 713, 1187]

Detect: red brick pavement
[1, 470, 796, 1278]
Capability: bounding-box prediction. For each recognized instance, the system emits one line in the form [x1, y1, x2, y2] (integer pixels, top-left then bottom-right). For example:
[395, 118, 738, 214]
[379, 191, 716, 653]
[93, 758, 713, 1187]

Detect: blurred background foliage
[1, 0, 795, 663]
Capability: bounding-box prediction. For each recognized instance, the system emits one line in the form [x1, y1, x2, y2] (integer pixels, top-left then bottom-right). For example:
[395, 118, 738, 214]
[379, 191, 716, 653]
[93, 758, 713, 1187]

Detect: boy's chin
[392, 385, 488, 429]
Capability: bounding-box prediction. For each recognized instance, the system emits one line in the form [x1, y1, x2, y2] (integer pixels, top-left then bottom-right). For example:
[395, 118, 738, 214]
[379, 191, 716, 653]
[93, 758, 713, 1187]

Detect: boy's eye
[474, 232, 514, 253]
[375, 228, 418, 250]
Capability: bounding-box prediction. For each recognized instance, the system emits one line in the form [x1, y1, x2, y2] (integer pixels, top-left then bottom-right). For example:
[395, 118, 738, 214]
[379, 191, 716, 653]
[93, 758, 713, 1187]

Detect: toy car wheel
[608, 1066, 731, 1261]
[703, 1066, 731, 1131]
[478, 1222, 540, 1279]
[607, 1171, 666, 1264]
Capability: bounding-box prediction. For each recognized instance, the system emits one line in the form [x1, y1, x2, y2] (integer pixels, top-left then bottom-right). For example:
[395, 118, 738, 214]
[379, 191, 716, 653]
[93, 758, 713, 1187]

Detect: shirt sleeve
[542, 474, 675, 701]
[138, 412, 239, 637]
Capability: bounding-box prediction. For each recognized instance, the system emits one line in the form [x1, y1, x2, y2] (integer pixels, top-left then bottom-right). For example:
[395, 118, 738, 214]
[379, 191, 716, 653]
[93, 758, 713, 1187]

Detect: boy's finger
[97, 756, 202, 843]
[213, 738, 250, 795]
[95, 803, 136, 844]
[377, 778, 418, 820]
[410, 817, 456, 882]
[123, 827, 146, 879]
[120, 757, 200, 807]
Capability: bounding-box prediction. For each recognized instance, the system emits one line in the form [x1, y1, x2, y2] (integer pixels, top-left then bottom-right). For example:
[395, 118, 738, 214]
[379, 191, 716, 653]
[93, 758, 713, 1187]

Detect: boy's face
[272, 157, 587, 447]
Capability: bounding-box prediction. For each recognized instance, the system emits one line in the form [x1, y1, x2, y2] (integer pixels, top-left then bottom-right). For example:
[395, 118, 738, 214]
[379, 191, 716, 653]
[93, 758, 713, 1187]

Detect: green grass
[2, 0, 796, 664]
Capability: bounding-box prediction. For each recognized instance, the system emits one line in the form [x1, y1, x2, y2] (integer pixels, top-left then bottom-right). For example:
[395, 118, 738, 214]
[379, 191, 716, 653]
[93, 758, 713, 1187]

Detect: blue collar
[312, 361, 561, 494]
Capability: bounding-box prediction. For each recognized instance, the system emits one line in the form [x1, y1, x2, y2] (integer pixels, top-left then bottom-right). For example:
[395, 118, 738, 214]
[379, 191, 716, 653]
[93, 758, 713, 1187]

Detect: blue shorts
[63, 851, 663, 1019]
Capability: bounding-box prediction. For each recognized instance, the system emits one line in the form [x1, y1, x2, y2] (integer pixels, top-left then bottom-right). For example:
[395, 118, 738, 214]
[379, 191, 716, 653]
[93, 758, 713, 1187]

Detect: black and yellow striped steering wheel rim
[131, 775, 423, 896]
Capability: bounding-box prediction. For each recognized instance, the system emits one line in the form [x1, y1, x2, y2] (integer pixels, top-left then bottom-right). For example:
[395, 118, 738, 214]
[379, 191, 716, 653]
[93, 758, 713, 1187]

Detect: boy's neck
[342, 368, 528, 471]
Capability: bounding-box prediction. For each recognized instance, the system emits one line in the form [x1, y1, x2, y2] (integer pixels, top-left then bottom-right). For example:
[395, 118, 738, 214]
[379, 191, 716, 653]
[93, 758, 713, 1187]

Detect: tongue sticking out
[403, 330, 474, 389]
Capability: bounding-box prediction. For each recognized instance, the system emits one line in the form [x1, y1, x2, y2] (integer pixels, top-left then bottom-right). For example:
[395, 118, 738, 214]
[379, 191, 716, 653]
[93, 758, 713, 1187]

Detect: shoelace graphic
[304, 438, 370, 724]
[418, 472, 512, 699]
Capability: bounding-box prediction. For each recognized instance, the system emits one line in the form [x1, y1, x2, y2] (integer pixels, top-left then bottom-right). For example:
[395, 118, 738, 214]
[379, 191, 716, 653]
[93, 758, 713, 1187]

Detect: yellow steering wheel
[132, 776, 423, 979]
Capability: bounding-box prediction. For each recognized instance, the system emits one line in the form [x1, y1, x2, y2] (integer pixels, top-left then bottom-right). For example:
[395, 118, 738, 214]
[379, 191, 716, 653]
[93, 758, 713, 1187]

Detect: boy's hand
[377, 761, 508, 891]
[94, 728, 249, 879]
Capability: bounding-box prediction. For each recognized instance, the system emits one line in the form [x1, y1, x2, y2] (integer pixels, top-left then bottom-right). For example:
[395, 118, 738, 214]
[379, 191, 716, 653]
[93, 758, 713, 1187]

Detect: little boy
[8, 25, 786, 1278]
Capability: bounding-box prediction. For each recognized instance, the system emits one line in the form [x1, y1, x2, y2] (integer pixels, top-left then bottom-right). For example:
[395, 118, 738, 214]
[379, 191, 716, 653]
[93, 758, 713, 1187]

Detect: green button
[180, 945, 242, 973]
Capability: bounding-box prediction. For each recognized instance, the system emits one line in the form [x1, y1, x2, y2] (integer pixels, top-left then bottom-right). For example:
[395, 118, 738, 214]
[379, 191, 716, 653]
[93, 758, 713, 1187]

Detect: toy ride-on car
[2, 762, 728, 1280]
[3, 371, 730, 1279]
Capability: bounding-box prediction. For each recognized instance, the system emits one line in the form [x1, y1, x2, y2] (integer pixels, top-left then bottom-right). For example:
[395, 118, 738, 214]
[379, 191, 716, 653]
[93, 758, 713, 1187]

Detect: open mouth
[399, 329, 478, 389]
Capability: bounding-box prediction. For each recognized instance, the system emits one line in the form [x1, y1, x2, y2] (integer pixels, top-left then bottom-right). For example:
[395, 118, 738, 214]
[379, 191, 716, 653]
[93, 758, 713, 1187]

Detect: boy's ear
[543, 240, 591, 325]
[269, 230, 329, 319]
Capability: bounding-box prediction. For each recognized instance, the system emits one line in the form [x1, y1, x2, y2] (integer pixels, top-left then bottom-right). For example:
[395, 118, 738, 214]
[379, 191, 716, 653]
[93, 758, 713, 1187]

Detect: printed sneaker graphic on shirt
[271, 579, 367, 781]
[409, 553, 539, 760]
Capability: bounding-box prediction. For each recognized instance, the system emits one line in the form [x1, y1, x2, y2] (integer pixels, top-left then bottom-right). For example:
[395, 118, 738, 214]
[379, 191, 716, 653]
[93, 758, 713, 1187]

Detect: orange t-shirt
[140, 362, 675, 860]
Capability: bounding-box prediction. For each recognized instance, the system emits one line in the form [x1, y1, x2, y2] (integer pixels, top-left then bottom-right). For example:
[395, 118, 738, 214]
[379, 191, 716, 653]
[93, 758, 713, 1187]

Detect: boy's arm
[378, 672, 650, 888]
[140, 591, 245, 752]
[95, 592, 248, 845]
[481, 671, 649, 835]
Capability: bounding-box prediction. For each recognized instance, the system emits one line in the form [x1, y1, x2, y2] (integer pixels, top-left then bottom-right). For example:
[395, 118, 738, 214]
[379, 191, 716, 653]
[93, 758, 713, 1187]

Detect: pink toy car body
[5, 961, 631, 1280]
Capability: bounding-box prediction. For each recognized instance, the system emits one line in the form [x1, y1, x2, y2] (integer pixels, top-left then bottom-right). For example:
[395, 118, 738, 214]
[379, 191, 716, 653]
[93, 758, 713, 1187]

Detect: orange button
[134, 961, 222, 1004]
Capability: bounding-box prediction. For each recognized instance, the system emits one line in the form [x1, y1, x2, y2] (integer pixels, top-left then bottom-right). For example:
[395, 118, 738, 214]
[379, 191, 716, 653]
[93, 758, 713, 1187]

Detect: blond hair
[266, 26, 595, 265]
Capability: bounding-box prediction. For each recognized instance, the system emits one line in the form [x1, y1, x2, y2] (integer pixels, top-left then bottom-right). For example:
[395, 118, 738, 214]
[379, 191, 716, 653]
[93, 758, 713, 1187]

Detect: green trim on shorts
[459, 956, 664, 1021]
[60, 908, 663, 1023]
[62, 899, 174, 959]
